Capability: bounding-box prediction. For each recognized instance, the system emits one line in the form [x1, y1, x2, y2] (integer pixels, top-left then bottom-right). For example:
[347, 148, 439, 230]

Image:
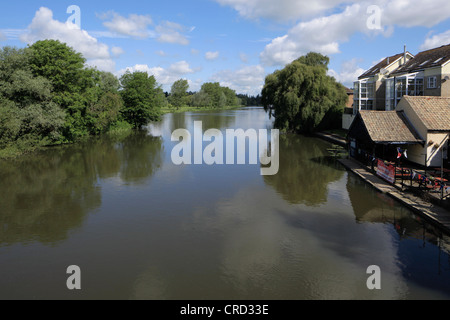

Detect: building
[348, 96, 450, 168]
[353, 50, 414, 113]
[385, 44, 450, 110]
[396, 96, 450, 167]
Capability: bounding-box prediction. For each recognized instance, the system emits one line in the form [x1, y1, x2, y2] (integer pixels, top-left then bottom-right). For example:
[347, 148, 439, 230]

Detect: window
[428, 76, 437, 89]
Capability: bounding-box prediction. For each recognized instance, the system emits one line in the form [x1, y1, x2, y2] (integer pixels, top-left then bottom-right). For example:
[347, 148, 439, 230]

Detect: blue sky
[1, 0, 450, 95]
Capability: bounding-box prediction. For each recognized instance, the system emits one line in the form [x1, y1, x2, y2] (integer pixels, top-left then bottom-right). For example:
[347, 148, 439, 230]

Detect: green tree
[169, 79, 189, 109]
[191, 91, 211, 108]
[120, 71, 164, 128]
[27, 40, 99, 140]
[262, 52, 347, 133]
[0, 46, 65, 152]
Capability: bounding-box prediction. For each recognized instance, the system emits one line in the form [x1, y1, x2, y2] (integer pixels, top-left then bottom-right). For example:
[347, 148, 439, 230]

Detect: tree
[27, 40, 100, 140]
[120, 71, 165, 128]
[262, 52, 347, 133]
[0, 46, 65, 150]
[169, 79, 189, 109]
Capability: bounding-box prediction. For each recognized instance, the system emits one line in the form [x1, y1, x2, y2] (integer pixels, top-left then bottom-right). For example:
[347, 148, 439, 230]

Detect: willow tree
[262, 52, 347, 133]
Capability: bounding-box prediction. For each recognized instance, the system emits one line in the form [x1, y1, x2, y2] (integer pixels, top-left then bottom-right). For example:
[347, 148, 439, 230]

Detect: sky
[1, 0, 450, 96]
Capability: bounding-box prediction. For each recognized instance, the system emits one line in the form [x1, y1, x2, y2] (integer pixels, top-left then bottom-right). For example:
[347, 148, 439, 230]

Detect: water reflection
[0, 130, 163, 247]
[264, 134, 345, 206]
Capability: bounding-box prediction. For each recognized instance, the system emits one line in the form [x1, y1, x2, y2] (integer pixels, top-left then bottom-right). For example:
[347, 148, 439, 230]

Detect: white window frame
[427, 76, 437, 89]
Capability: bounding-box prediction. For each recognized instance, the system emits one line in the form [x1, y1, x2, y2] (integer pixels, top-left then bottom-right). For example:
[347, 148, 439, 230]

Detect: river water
[0, 107, 449, 300]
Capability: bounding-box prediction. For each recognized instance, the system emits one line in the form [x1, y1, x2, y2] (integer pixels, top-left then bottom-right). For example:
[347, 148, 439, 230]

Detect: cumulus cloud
[328, 59, 365, 88]
[420, 30, 450, 51]
[210, 65, 266, 95]
[20, 7, 115, 72]
[155, 21, 190, 45]
[118, 61, 195, 90]
[214, 0, 354, 22]
[260, 0, 450, 67]
[100, 11, 153, 38]
[111, 46, 125, 57]
[205, 51, 220, 61]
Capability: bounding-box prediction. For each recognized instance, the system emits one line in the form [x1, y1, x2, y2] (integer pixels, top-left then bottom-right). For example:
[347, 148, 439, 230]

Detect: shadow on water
[0, 130, 163, 247]
[264, 134, 345, 206]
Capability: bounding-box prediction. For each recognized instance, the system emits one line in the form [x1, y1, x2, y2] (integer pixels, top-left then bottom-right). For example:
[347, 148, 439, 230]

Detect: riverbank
[338, 157, 450, 235]
[312, 131, 450, 234]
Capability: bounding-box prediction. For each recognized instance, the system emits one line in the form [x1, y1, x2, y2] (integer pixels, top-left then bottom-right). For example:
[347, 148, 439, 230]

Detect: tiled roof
[359, 110, 424, 143]
[358, 53, 406, 79]
[402, 96, 450, 131]
[393, 44, 450, 74]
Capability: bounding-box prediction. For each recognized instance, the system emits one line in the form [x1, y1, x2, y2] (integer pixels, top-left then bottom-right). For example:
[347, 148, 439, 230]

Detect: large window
[386, 78, 395, 111]
[387, 73, 424, 109]
[354, 80, 375, 113]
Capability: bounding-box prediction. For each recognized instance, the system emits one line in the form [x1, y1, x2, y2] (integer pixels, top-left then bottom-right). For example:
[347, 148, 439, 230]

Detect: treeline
[0, 40, 243, 157]
[237, 94, 262, 107]
[167, 80, 242, 110]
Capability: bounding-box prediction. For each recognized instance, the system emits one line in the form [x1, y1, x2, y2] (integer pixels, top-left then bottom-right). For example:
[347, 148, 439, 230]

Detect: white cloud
[383, 0, 450, 28]
[111, 46, 125, 57]
[328, 59, 365, 88]
[210, 65, 266, 95]
[0, 30, 6, 41]
[205, 51, 220, 61]
[20, 7, 115, 72]
[117, 61, 196, 90]
[214, 0, 354, 22]
[260, 4, 370, 66]
[420, 30, 450, 51]
[260, 0, 450, 67]
[101, 12, 153, 38]
[155, 21, 190, 45]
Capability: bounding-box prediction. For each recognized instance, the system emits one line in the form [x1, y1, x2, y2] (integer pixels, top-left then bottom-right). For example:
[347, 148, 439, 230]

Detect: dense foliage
[262, 52, 347, 133]
[0, 40, 247, 158]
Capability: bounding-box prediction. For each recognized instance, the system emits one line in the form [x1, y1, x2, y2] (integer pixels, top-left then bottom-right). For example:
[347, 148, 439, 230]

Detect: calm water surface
[1, 107, 450, 300]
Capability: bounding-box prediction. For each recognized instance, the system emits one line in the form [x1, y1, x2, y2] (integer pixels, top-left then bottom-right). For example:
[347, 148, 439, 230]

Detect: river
[0, 107, 449, 300]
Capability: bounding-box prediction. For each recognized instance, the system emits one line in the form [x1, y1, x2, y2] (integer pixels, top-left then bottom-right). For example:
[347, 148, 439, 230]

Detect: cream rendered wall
[441, 62, 450, 97]
[397, 99, 449, 167]
[426, 133, 449, 167]
[424, 67, 443, 96]
[396, 99, 427, 166]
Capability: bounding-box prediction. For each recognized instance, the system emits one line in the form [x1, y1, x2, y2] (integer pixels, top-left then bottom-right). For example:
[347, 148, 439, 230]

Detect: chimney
[404, 45, 407, 65]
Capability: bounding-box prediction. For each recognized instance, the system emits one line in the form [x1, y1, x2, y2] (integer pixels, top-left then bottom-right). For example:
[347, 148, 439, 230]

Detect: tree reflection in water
[264, 134, 345, 206]
[0, 130, 163, 247]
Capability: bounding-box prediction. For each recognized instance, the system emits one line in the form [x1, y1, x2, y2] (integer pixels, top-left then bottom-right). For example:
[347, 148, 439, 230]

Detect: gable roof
[393, 44, 450, 74]
[356, 110, 424, 144]
[358, 53, 411, 79]
[401, 96, 450, 131]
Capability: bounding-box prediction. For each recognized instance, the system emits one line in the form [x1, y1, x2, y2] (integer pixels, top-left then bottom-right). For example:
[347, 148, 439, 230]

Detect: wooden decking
[339, 158, 450, 235]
